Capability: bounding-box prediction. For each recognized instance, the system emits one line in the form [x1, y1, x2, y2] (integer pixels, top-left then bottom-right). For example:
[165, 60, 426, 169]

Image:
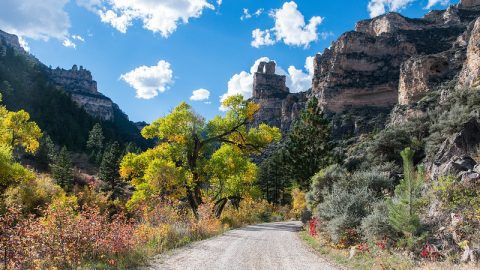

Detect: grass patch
[300, 231, 414, 270]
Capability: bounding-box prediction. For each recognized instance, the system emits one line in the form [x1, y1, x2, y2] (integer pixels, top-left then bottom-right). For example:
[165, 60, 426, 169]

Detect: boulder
[431, 118, 480, 179]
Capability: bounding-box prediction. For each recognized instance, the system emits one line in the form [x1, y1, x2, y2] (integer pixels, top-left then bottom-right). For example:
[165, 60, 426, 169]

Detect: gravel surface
[145, 221, 339, 270]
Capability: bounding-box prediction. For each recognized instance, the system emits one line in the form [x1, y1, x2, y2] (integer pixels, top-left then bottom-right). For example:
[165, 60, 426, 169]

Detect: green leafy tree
[86, 123, 104, 164]
[387, 147, 424, 238]
[51, 146, 74, 191]
[99, 141, 124, 199]
[120, 95, 281, 215]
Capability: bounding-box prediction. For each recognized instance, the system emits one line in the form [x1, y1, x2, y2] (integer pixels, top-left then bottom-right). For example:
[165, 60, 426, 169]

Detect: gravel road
[145, 221, 339, 270]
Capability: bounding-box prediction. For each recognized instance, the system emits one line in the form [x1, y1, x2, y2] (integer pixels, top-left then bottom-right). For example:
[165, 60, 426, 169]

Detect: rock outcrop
[251, 61, 309, 132]
[48, 65, 114, 120]
[457, 17, 480, 88]
[312, 1, 480, 111]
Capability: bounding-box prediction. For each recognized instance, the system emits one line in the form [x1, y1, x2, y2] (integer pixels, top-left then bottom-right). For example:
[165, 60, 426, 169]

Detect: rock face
[431, 118, 480, 179]
[48, 65, 114, 120]
[457, 17, 480, 88]
[312, 2, 480, 111]
[251, 61, 309, 132]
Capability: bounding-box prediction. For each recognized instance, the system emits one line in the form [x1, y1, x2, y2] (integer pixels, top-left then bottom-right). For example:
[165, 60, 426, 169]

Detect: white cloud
[367, 0, 415, 18]
[241, 8, 263, 20]
[219, 56, 314, 110]
[18, 36, 30, 52]
[120, 60, 174, 99]
[190, 88, 210, 101]
[251, 1, 324, 48]
[251, 29, 276, 48]
[0, 0, 70, 41]
[79, 0, 220, 37]
[425, 0, 450, 9]
[71, 35, 85, 42]
[62, 39, 76, 49]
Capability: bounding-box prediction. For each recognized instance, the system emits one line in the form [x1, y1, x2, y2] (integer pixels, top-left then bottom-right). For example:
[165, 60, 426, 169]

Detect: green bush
[360, 201, 395, 241]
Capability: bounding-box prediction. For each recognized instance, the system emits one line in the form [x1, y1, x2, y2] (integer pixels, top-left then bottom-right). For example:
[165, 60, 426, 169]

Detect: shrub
[291, 188, 307, 219]
[4, 174, 65, 215]
[306, 164, 347, 209]
[360, 201, 395, 242]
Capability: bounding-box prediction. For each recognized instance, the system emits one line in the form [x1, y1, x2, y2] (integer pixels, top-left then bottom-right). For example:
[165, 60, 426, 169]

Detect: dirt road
[145, 221, 339, 270]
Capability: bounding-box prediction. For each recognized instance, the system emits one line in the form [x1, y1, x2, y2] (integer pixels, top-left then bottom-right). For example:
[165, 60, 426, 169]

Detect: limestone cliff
[252, 0, 480, 140]
[48, 65, 114, 121]
[250, 61, 309, 133]
[312, 0, 480, 110]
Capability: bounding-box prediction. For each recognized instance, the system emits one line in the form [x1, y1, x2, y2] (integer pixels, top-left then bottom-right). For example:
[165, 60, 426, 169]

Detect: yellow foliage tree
[120, 95, 281, 215]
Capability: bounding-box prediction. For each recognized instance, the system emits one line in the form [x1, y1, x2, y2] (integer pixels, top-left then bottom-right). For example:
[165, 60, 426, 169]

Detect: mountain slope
[0, 30, 148, 151]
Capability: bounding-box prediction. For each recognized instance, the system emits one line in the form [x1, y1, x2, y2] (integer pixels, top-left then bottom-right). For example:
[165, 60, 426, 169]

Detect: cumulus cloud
[0, 0, 70, 41]
[367, 0, 415, 18]
[251, 1, 324, 48]
[425, 0, 450, 9]
[251, 29, 276, 48]
[120, 60, 174, 99]
[190, 88, 210, 101]
[219, 56, 314, 110]
[62, 39, 76, 49]
[79, 0, 220, 37]
[287, 56, 315, 93]
[18, 36, 30, 52]
[241, 8, 263, 20]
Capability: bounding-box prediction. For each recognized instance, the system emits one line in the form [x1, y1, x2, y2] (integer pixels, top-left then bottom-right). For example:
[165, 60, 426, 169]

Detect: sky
[0, 0, 456, 122]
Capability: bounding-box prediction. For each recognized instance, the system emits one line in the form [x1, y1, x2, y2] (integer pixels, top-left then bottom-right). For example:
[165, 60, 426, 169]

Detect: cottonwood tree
[120, 95, 281, 216]
[0, 94, 40, 192]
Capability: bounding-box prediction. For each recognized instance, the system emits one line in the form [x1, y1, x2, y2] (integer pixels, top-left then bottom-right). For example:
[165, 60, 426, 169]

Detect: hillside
[0, 29, 147, 152]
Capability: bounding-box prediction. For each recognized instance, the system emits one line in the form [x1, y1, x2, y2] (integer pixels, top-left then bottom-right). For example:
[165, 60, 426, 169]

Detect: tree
[0, 94, 39, 192]
[257, 149, 292, 205]
[99, 141, 124, 199]
[120, 95, 281, 215]
[257, 96, 333, 200]
[0, 94, 41, 155]
[207, 144, 259, 217]
[51, 147, 74, 191]
[387, 147, 424, 238]
[34, 134, 56, 171]
[283, 96, 333, 190]
[86, 123, 104, 164]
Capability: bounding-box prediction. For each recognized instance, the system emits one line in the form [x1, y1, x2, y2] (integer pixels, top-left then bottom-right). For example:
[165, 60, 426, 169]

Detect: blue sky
[0, 0, 455, 122]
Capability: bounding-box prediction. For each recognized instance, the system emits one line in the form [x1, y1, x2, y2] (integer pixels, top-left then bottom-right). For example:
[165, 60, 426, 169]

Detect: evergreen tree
[99, 141, 124, 198]
[387, 147, 424, 237]
[51, 146, 74, 191]
[86, 123, 104, 164]
[257, 149, 292, 204]
[284, 96, 332, 190]
[34, 134, 56, 171]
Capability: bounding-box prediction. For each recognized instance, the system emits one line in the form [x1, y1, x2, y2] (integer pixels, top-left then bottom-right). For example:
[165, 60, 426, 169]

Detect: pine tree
[387, 147, 424, 237]
[51, 146, 74, 191]
[257, 149, 292, 204]
[34, 134, 56, 171]
[99, 141, 124, 198]
[86, 123, 104, 164]
[283, 96, 333, 190]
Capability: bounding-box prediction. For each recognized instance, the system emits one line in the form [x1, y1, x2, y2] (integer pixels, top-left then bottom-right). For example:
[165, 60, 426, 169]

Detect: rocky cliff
[312, 1, 480, 111]
[48, 65, 114, 120]
[252, 0, 480, 137]
[0, 30, 115, 121]
[250, 61, 309, 133]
